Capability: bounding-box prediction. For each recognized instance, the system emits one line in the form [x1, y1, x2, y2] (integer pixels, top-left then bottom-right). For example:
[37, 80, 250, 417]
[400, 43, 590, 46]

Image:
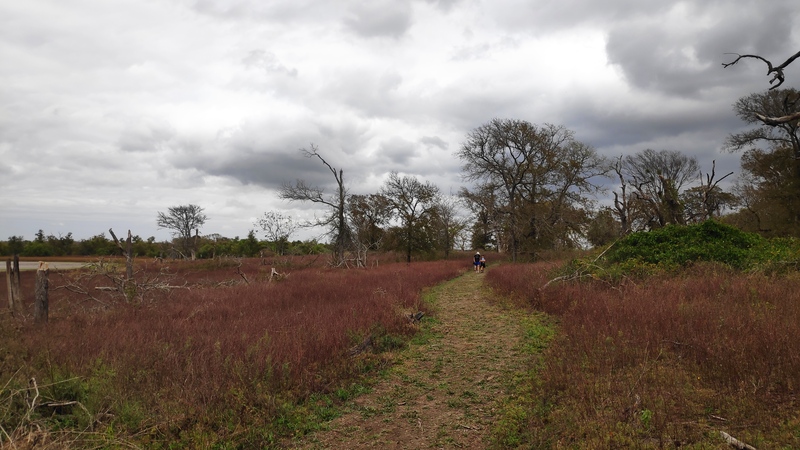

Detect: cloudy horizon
[2, 0, 798, 242]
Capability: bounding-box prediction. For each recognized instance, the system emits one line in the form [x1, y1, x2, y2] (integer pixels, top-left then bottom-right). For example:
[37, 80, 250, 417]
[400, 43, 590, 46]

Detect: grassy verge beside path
[290, 268, 554, 449]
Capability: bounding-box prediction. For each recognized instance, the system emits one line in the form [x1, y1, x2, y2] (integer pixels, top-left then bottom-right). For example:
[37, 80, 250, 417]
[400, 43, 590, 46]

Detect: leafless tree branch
[723, 50, 800, 90]
[753, 111, 800, 125]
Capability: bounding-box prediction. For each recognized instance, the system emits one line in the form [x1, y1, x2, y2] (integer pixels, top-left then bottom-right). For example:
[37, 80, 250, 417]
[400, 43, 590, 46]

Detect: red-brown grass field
[1, 254, 469, 448]
[3, 252, 800, 448]
[487, 261, 800, 448]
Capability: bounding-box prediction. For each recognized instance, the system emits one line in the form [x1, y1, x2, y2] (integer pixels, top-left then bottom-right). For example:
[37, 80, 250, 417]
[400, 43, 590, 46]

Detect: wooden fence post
[5, 259, 13, 312]
[34, 262, 49, 323]
[12, 255, 21, 306]
[5, 256, 22, 314]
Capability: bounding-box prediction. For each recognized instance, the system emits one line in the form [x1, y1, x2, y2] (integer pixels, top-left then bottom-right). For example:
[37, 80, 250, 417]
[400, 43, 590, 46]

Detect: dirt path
[290, 270, 535, 449]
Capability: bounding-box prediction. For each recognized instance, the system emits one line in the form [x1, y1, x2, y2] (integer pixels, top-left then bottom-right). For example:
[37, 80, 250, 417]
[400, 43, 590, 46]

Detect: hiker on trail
[479, 255, 486, 273]
[473, 252, 481, 272]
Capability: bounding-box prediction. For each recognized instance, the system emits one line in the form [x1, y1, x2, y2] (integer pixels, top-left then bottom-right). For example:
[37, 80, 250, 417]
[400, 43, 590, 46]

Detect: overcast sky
[2, 0, 799, 242]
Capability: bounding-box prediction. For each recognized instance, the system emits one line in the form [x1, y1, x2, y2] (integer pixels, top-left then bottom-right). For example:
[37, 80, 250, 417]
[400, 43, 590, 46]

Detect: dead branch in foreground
[53, 258, 185, 308]
[539, 239, 621, 292]
[720, 431, 757, 450]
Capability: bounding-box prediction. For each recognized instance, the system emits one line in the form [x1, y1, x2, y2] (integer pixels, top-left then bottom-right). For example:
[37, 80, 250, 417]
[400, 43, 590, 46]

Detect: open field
[1, 255, 470, 448]
[4, 251, 800, 448]
[487, 262, 800, 448]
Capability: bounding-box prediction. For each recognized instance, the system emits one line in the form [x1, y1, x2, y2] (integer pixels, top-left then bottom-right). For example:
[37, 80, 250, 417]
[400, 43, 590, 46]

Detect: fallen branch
[54, 258, 184, 307]
[269, 268, 288, 282]
[235, 265, 250, 285]
[720, 431, 757, 450]
[348, 334, 373, 356]
[24, 378, 39, 422]
[540, 239, 620, 291]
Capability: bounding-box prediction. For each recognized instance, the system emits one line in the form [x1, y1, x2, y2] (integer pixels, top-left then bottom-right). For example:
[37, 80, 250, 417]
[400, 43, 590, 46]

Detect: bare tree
[723, 50, 800, 124]
[621, 149, 699, 229]
[255, 211, 297, 255]
[156, 204, 207, 259]
[696, 161, 735, 221]
[280, 145, 351, 264]
[381, 172, 440, 263]
[611, 156, 631, 236]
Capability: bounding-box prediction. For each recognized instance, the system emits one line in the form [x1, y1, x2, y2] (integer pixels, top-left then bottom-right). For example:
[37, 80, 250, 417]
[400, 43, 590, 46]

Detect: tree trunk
[34, 262, 49, 323]
[406, 224, 413, 263]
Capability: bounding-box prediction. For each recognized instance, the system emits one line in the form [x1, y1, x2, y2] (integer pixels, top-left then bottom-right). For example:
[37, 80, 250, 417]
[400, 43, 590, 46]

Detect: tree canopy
[156, 204, 207, 259]
[457, 118, 606, 260]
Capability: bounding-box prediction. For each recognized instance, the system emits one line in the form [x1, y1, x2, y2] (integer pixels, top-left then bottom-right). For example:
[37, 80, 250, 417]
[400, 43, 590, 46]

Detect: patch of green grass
[489, 312, 556, 449]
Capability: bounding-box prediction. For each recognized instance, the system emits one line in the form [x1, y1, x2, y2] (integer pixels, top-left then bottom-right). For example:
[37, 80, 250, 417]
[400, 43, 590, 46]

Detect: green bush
[604, 221, 765, 270]
[560, 221, 800, 283]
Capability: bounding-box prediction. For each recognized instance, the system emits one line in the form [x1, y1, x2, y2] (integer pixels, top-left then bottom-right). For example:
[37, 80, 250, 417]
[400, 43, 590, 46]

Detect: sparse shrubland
[1, 258, 466, 448]
[486, 221, 800, 448]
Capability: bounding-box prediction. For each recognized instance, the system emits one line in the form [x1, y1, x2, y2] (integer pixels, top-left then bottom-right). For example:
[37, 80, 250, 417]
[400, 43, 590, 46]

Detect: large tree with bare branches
[381, 172, 440, 263]
[619, 149, 699, 229]
[457, 119, 606, 261]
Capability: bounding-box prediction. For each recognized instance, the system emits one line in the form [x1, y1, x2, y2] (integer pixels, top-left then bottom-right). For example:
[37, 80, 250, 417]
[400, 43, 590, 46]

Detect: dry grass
[1, 257, 468, 447]
[486, 262, 800, 448]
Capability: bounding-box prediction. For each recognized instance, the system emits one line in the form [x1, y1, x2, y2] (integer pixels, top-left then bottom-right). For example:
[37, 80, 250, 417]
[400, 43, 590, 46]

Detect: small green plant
[640, 409, 653, 430]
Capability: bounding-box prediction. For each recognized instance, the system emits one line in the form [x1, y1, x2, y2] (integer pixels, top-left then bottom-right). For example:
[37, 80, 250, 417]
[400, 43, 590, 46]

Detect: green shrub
[560, 221, 800, 283]
[604, 221, 765, 270]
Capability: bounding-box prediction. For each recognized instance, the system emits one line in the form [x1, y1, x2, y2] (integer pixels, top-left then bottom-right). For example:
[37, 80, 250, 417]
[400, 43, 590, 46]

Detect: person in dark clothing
[473, 252, 481, 272]
[479, 255, 486, 273]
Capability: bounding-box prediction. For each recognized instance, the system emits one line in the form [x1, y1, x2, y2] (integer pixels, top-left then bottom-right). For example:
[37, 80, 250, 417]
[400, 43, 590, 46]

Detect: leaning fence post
[34, 262, 49, 323]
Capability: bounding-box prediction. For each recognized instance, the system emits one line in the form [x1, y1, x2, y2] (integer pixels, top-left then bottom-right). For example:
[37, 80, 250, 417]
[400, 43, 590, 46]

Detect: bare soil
[289, 270, 535, 449]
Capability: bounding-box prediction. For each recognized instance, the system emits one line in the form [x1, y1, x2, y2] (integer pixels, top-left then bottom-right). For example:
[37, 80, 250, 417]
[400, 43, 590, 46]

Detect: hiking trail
[290, 270, 538, 449]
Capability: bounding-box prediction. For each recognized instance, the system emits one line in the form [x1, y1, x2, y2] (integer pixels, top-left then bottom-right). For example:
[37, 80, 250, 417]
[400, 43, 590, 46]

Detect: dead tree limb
[723, 50, 800, 126]
[719, 431, 757, 450]
[269, 268, 287, 282]
[540, 240, 620, 291]
[753, 111, 800, 125]
[723, 50, 800, 90]
[108, 228, 133, 281]
[235, 259, 250, 285]
[699, 160, 734, 220]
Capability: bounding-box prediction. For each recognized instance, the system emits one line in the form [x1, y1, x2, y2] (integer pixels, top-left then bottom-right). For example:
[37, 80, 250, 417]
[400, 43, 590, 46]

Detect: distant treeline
[0, 229, 329, 258]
